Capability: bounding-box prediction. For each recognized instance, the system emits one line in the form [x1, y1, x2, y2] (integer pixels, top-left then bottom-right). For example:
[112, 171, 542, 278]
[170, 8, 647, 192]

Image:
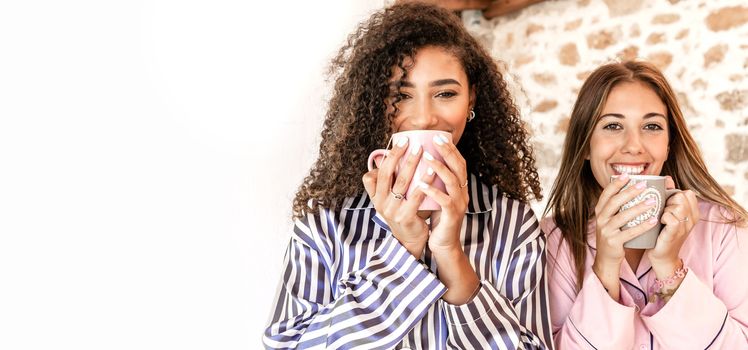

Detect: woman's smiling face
[387, 46, 474, 144]
[588, 80, 670, 188]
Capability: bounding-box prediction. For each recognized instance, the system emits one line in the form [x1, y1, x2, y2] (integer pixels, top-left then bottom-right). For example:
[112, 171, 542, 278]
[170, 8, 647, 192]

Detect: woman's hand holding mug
[646, 176, 699, 281]
[418, 132, 470, 255]
[592, 173, 659, 299]
[362, 135, 432, 258]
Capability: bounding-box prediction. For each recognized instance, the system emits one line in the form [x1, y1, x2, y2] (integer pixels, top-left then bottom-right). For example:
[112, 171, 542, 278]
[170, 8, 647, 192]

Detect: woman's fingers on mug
[376, 136, 409, 198]
[401, 169, 436, 213]
[663, 203, 695, 236]
[606, 198, 657, 229]
[417, 181, 455, 211]
[665, 190, 688, 206]
[660, 209, 684, 227]
[656, 210, 684, 245]
[599, 178, 648, 220]
[662, 191, 698, 228]
[391, 141, 423, 197]
[619, 217, 659, 243]
[423, 150, 465, 196]
[664, 175, 676, 190]
[420, 164, 436, 183]
[680, 190, 699, 219]
[432, 134, 466, 176]
[595, 174, 633, 216]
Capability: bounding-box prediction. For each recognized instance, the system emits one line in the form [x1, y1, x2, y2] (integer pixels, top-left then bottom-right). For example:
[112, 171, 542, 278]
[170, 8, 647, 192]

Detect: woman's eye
[602, 123, 622, 130]
[436, 91, 456, 98]
[397, 93, 411, 100]
[643, 123, 664, 131]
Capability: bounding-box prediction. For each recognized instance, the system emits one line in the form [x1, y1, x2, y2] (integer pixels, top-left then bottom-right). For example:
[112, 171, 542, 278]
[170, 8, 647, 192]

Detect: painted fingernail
[418, 181, 428, 189]
[635, 181, 647, 189]
[423, 151, 434, 161]
[645, 198, 656, 206]
[619, 173, 629, 180]
[396, 137, 408, 147]
[411, 141, 421, 155]
[427, 167, 434, 175]
[433, 135, 445, 145]
[648, 218, 658, 224]
[439, 134, 450, 143]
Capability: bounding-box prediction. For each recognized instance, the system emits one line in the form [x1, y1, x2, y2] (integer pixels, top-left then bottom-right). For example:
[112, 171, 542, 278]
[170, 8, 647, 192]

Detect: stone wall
[463, 0, 748, 212]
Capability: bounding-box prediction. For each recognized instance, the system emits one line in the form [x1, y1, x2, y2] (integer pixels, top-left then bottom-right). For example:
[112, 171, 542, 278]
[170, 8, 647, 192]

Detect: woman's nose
[408, 100, 439, 129]
[622, 130, 643, 154]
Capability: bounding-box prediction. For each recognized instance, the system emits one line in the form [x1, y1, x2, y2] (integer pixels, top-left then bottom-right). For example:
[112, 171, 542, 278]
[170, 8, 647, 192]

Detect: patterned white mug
[611, 175, 680, 249]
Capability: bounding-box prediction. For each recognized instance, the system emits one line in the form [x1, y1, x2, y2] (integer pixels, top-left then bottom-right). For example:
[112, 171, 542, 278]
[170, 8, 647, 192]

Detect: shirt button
[640, 345, 647, 350]
[635, 294, 643, 301]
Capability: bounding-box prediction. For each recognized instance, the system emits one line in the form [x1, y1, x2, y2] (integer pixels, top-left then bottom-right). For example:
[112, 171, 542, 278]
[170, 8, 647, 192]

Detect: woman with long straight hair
[543, 61, 748, 349]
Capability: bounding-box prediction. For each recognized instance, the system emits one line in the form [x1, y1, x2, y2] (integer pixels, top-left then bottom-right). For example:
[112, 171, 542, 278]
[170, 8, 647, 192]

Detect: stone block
[652, 13, 680, 24]
[565, 19, 582, 31]
[603, 0, 643, 17]
[556, 117, 570, 133]
[704, 44, 728, 68]
[726, 134, 748, 163]
[526, 23, 544, 36]
[716, 90, 748, 111]
[630, 23, 640, 37]
[532, 72, 556, 85]
[617, 45, 640, 61]
[587, 29, 617, 49]
[647, 32, 666, 45]
[675, 29, 689, 40]
[559, 43, 580, 65]
[706, 6, 748, 31]
[647, 52, 673, 70]
[534, 99, 558, 113]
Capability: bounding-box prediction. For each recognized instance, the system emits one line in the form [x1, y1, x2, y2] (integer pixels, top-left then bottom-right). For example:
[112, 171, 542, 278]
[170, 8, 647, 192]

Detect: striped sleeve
[440, 201, 552, 349]
[262, 212, 448, 350]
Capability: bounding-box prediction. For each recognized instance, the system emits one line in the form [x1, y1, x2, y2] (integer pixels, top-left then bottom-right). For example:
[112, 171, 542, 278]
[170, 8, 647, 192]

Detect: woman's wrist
[392, 231, 428, 259]
[649, 257, 681, 280]
[401, 240, 427, 259]
[592, 257, 622, 277]
[429, 243, 465, 269]
[592, 259, 622, 300]
[430, 244, 480, 304]
[649, 258, 687, 304]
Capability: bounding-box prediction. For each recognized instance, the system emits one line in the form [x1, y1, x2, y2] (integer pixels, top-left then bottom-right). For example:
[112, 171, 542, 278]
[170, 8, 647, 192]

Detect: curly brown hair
[292, 2, 542, 218]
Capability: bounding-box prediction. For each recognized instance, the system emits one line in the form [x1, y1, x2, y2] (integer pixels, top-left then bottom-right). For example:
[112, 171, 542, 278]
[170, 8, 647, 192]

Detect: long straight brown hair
[544, 61, 748, 290]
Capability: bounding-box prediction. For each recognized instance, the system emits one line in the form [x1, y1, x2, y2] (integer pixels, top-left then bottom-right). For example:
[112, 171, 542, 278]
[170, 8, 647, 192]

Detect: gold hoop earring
[467, 109, 476, 122]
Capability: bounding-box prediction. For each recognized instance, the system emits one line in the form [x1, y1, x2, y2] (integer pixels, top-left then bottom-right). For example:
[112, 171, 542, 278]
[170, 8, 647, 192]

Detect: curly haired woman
[263, 3, 551, 349]
[542, 61, 748, 349]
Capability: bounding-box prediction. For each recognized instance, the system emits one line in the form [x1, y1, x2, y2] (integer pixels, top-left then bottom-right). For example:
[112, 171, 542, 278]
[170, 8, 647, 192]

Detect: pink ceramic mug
[367, 130, 452, 211]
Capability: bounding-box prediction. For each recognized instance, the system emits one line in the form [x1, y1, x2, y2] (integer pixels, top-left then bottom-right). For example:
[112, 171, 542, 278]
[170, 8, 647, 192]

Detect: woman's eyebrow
[599, 113, 625, 119]
[643, 112, 666, 119]
[391, 78, 462, 88]
[430, 78, 461, 87]
[599, 112, 666, 119]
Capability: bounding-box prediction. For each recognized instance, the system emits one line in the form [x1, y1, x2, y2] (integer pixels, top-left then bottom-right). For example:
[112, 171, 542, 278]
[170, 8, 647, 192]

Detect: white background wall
[0, 1, 384, 348]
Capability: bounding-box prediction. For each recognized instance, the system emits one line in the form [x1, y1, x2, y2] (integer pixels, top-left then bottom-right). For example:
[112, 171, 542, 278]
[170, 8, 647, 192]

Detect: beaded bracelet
[649, 259, 688, 303]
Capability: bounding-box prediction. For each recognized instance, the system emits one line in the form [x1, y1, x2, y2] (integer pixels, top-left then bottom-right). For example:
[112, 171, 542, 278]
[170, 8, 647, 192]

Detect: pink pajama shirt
[542, 200, 748, 349]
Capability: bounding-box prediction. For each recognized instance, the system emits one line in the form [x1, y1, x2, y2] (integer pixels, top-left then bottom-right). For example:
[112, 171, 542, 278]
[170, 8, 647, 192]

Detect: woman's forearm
[431, 245, 480, 304]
